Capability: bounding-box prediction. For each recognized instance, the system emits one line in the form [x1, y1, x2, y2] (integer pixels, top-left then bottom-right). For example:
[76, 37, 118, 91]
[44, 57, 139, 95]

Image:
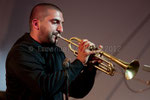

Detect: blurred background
[0, 0, 150, 100]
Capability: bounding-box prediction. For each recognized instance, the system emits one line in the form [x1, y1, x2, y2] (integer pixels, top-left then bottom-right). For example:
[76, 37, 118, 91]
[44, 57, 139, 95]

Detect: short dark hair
[29, 3, 62, 30]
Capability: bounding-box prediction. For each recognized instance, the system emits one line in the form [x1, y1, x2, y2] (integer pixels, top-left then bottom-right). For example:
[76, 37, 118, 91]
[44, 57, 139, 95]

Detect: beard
[48, 32, 59, 45]
[39, 26, 58, 45]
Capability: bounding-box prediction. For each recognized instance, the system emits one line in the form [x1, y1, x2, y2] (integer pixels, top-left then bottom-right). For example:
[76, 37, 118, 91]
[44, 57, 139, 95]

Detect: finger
[82, 39, 89, 47]
[90, 59, 102, 64]
[82, 43, 90, 52]
[88, 41, 95, 46]
[78, 40, 87, 51]
[86, 49, 99, 55]
[98, 59, 103, 63]
[80, 41, 89, 52]
[83, 39, 88, 42]
[78, 40, 83, 50]
[82, 41, 94, 54]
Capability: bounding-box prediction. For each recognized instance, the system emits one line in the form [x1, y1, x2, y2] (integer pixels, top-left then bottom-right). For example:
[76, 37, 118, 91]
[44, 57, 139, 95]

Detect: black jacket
[6, 33, 96, 100]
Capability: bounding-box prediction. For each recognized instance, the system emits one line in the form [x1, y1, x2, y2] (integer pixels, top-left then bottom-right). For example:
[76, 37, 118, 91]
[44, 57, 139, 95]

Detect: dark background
[0, 0, 150, 100]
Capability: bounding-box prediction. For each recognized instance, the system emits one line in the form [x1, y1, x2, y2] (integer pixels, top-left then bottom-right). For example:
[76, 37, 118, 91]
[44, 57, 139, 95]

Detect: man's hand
[77, 39, 96, 65]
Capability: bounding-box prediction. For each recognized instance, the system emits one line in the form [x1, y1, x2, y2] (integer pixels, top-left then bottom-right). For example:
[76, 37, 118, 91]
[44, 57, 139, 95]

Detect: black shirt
[6, 33, 96, 100]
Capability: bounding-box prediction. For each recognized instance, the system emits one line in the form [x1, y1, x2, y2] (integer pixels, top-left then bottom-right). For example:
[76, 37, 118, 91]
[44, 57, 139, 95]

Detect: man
[6, 3, 98, 100]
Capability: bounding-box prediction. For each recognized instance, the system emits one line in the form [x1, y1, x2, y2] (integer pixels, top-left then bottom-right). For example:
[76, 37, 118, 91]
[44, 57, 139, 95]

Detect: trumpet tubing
[57, 34, 140, 80]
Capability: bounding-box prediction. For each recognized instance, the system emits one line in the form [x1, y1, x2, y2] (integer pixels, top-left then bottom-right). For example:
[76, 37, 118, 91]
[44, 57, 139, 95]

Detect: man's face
[39, 9, 64, 44]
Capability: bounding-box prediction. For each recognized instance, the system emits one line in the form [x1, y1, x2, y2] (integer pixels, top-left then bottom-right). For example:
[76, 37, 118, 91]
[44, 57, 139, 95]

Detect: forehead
[45, 9, 64, 22]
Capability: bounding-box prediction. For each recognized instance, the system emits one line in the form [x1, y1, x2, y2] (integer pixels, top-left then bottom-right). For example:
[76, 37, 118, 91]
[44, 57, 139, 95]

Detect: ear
[32, 19, 40, 30]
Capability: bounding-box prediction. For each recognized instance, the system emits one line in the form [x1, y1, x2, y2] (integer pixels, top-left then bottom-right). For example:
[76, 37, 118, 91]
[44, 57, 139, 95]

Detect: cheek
[46, 24, 55, 33]
[40, 25, 49, 34]
[48, 24, 56, 32]
[40, 22, 56, 36]
[39, 26, 48, 40]
[48, 22, 57, 31]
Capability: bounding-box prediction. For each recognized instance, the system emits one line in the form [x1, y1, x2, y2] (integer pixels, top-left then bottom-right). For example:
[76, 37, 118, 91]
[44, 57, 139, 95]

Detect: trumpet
[57, 34, 139, 80]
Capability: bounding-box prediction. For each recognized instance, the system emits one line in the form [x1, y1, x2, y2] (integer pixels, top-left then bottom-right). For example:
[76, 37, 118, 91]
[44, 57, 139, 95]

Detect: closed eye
[50, 19, 60, 24]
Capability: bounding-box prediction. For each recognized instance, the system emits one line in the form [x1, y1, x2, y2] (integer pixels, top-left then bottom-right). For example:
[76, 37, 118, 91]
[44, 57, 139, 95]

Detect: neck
[30, 31, 42, 44]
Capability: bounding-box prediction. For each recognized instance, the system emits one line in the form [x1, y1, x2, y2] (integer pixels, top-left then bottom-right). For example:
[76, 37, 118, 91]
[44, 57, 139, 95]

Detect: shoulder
[7, 34, 43, 63]
[8, 33, 41, 55]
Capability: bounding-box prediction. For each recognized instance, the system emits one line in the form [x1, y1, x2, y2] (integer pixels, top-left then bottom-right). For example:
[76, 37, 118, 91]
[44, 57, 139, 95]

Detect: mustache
[52, 32, 60, 37]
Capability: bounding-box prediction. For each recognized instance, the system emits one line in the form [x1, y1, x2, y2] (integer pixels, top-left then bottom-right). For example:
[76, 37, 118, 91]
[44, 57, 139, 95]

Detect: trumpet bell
[125, 60, 139, 80]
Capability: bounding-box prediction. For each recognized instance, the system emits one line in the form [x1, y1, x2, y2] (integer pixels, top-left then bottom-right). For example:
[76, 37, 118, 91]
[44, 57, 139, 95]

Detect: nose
[57, 24, 63, 34]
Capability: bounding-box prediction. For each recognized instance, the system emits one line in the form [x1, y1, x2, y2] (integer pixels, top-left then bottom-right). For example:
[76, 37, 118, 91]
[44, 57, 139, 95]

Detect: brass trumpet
[57, 34, 139, 80]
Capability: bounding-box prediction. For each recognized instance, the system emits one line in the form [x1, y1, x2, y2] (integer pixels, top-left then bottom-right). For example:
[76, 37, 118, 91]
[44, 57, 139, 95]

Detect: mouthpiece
[56, 34, 61, 38]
